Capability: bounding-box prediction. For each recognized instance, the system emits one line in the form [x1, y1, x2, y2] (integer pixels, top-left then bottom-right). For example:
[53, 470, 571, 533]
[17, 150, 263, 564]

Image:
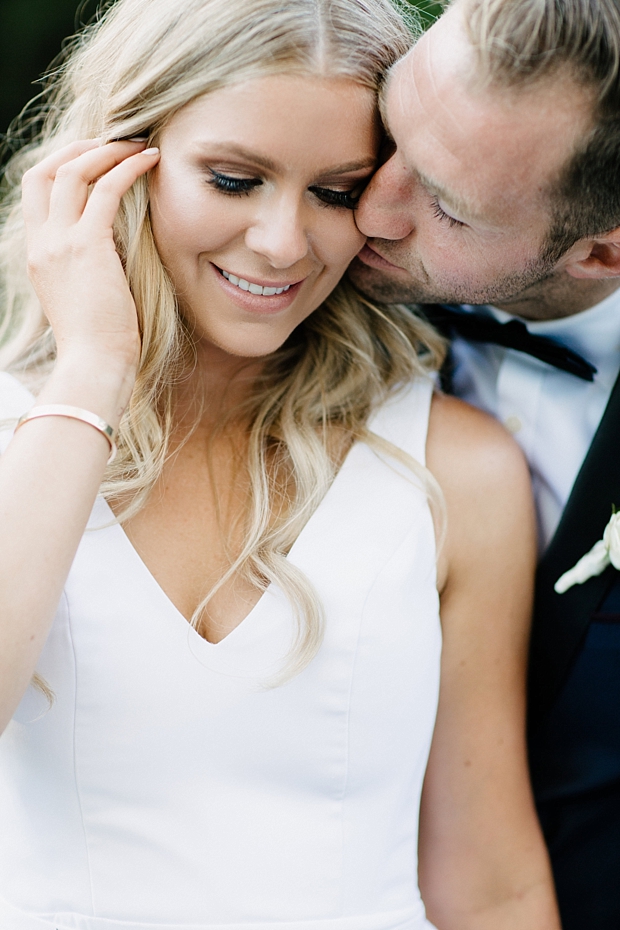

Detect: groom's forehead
[384, 16, 593, 211]
[392, 8, 474, 88]
[384, 16, 484, 148]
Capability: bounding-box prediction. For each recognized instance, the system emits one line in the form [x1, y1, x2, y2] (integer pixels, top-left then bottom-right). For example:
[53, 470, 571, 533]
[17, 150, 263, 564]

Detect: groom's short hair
[462, 0, 620, 259]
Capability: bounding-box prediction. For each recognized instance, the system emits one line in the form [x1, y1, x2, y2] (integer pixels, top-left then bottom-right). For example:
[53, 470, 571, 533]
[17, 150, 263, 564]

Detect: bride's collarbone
[117, 444, 262, 644]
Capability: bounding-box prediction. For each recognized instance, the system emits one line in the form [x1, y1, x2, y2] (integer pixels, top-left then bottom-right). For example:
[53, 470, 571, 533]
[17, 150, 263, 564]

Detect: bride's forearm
[0, 354, 135, 733]
[426, 877, 560, 930]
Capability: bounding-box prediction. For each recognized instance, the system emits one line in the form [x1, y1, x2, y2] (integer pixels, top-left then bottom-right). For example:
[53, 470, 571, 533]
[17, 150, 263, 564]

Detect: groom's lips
[357, 243, 405, 272]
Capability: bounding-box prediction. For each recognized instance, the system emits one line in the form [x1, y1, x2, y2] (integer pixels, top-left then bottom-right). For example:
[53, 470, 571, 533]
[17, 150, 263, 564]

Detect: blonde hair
[0, 0, 445, 681]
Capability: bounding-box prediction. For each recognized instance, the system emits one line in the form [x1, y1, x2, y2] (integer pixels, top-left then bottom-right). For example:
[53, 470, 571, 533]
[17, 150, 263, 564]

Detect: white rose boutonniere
[555, 510, 620, 594]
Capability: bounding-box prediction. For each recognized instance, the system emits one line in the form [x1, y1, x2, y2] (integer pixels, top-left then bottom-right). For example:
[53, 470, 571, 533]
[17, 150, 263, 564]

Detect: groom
[349, 1, 620, 928]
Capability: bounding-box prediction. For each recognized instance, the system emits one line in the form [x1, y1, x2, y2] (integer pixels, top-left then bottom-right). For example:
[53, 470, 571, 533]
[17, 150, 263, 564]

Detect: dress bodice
[0, 373, 440, 930]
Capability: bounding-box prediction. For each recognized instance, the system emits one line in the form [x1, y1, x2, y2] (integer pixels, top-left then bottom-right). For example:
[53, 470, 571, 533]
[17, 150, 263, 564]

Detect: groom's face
[349, 6, 594, 312]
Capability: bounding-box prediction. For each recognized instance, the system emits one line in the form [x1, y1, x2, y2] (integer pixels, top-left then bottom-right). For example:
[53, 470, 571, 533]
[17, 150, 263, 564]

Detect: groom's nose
[356, 151, 415, 240]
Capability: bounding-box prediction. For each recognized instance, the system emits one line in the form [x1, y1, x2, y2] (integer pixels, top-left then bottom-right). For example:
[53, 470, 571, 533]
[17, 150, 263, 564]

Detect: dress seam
[337, 492, 431, 915]
[337, 573, 364, 913]
[66, 587, 97, 915]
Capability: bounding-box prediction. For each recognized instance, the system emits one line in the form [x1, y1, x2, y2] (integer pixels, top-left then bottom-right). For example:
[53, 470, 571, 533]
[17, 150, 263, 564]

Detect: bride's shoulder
[428, 392, 535, 596]
[427, 391, 531, 505]
[427, 393, 527, 479]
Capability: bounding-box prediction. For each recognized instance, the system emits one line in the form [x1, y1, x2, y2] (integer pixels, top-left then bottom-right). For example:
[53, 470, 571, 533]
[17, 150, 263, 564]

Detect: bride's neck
[176, 340, 267, 435]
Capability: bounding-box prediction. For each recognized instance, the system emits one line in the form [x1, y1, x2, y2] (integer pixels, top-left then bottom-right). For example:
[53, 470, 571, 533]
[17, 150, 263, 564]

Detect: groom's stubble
[348, 247, 558, 310]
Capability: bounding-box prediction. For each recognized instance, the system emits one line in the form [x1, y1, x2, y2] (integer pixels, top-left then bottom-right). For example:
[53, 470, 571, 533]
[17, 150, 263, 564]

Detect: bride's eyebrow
[317, 157, 377, 176]
[194, 143, 278, 171]
[193, 143, 375, 176]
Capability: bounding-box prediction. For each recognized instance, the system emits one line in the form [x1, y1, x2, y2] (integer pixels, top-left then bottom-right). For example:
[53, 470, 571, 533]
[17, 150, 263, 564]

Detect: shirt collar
[466, 286, 620, 377]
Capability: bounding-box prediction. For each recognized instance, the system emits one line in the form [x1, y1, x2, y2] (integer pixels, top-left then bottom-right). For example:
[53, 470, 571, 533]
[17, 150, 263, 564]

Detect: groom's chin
[347, 255, 423, 304]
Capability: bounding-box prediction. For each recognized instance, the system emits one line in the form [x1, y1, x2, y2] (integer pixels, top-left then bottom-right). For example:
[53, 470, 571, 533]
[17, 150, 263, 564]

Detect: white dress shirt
[450, 287, 620, 550]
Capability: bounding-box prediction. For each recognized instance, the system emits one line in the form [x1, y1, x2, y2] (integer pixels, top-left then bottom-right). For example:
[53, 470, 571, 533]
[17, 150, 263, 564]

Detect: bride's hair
[0, 0, 445, 681]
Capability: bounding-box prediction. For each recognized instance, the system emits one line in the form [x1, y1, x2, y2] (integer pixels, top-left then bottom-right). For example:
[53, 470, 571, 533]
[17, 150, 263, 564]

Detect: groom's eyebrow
[317, 159, 377, 176]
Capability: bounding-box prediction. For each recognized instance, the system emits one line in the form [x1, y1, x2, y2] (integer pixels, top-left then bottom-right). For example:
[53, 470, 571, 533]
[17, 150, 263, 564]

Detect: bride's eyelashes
[206, 168, 365, 210]
[308, 186, 362, 210]
[206, 168, 261, 196]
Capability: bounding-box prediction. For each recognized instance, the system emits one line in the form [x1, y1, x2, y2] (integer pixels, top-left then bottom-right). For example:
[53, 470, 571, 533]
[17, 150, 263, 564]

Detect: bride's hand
[21, 139, 161, 375]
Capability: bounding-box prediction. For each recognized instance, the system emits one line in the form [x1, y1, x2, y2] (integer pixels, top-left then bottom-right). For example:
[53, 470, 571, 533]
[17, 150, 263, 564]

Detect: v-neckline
[95, 434, 366, 653]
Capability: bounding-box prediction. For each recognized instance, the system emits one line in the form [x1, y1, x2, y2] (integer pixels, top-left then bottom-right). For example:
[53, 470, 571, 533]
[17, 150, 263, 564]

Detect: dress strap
[367, 377, 435, 467]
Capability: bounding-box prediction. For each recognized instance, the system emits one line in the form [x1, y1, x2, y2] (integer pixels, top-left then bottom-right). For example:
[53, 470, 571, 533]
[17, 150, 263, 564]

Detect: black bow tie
[422, 304, 597, 382]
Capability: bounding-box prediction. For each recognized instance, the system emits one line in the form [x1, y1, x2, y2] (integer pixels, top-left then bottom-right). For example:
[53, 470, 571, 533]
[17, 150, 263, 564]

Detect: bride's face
[149, 74, 379, 359]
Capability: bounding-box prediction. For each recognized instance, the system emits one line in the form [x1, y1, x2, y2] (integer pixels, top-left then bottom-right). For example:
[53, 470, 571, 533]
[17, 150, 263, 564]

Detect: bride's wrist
[38, 351, 139, 430]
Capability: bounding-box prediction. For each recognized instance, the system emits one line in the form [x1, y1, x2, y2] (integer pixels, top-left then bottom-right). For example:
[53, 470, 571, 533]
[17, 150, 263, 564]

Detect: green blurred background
[0, 0, 443, 161]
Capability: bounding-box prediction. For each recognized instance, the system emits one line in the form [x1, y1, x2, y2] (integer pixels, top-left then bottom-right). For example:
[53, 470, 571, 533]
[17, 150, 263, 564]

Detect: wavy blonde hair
[0, 0, 445, 682]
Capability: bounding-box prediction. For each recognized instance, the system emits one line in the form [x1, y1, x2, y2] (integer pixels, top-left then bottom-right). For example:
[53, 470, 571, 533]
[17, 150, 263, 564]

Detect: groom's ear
[564, 227, 620, 279]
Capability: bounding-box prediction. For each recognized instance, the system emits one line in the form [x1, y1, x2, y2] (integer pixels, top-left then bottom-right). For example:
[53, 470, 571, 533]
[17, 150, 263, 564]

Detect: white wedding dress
[0, 372, 440, 930]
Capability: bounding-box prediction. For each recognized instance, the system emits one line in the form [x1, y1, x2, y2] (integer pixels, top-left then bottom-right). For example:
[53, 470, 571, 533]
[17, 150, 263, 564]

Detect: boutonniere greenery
[555, 508, 620, 594]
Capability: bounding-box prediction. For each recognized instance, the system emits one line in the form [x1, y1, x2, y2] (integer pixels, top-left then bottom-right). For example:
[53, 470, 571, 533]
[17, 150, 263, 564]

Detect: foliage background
[0, 0, 442, 161]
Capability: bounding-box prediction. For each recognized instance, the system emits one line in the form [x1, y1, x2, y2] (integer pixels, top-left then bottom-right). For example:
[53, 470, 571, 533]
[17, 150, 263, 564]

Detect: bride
[0, 0, 558, 927]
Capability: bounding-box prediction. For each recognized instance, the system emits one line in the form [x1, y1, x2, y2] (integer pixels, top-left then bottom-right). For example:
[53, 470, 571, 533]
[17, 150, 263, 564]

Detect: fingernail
[127, 135, 149, 142]
[142, 147, 160, 155]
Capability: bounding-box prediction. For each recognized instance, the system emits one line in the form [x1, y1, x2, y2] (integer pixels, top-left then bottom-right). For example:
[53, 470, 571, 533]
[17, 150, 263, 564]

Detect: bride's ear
[564, 227, 620, 279]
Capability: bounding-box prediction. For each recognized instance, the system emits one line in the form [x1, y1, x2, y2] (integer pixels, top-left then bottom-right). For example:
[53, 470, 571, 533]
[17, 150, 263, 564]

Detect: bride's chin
[193, 327, 291, 366]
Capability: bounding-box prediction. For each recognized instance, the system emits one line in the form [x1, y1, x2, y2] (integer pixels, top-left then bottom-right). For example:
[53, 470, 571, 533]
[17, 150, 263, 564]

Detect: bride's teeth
[220, 268, 293, 296]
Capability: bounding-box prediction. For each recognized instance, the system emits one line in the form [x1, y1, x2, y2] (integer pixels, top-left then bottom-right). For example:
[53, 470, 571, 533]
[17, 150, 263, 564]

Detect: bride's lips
[356, 243, 405, 272]
[211, 263, 305, 313]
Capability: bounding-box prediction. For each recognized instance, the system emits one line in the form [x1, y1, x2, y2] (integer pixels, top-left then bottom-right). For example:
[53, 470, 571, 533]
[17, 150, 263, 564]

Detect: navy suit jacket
[528, 367, 620, 731]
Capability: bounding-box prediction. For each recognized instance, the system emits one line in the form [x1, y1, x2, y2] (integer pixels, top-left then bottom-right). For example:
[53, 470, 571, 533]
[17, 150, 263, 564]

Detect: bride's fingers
[80, 147, 160, 231]
[46, 140, 149, 226]
[21, 139, 101, 228]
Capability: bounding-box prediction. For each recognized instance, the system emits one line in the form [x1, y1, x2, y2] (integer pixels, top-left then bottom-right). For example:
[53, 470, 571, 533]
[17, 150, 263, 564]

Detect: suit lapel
[529, 367, 620, 726]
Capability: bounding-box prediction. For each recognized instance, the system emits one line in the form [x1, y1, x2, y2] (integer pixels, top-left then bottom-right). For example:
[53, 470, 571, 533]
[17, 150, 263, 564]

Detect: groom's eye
[430, 196, 465, 229]
[206, 169, 262, 196]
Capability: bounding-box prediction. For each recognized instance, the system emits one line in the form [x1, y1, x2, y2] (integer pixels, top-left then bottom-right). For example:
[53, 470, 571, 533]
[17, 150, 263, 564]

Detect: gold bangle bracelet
[15, 405, 118, 464]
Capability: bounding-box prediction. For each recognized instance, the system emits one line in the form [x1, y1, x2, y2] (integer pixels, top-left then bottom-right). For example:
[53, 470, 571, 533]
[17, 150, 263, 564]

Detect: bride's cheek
[320, 216, 366, 270]
[338, 218, 367, 263]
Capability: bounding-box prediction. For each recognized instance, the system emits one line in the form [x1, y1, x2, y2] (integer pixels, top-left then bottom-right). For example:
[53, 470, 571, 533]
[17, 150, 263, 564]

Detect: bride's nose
[244, 194, 309, 268]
